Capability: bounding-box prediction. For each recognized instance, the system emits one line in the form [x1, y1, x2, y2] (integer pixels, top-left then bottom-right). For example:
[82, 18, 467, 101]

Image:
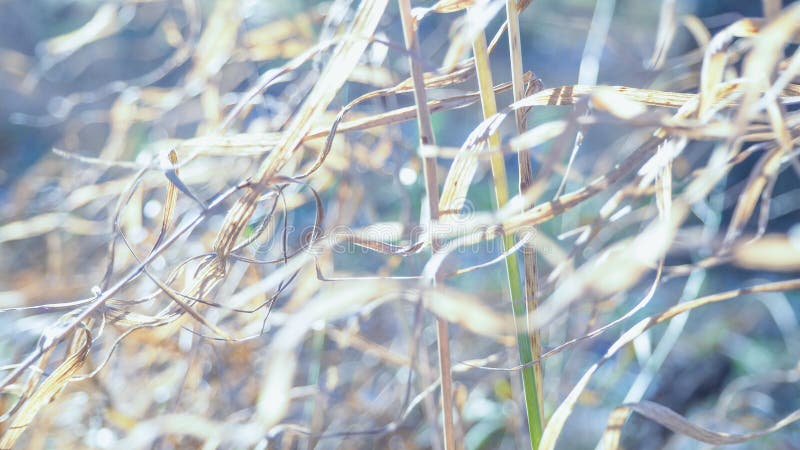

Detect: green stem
[472, 7, 543, 449]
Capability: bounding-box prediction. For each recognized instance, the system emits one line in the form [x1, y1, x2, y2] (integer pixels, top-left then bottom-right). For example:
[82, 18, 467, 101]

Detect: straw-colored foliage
[1, 0, 800, 448]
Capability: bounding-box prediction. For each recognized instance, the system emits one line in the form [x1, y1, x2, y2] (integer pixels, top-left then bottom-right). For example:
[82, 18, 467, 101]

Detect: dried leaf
[602, 401, 800, 449]
[426, 288, 510, 337]
[539, 278, 800, 449]
[42, 4, 123, 56]
[732, 235, 800, 272]
[0, 328, 90, 448]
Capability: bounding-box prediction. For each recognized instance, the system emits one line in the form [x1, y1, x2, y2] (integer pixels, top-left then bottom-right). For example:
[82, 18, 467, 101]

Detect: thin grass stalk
[505, 1, 545, 448]
[397, 1, 456, 448]
[305, 326, 326, 450]
[470, 14, 539, 448]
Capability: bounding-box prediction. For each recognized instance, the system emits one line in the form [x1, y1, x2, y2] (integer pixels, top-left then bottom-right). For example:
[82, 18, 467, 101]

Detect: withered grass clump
[1, 0, 800, 449]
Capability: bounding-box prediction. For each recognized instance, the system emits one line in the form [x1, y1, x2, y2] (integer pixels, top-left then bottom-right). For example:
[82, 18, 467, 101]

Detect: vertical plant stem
[305, 326, 326, 450]
[505, 1, 545, 448]
[397, 1, 456, 449]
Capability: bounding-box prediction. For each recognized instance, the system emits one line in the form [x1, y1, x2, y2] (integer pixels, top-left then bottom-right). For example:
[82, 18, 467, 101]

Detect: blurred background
[0, 0, 782, 194]
[1, 0, 799, 449]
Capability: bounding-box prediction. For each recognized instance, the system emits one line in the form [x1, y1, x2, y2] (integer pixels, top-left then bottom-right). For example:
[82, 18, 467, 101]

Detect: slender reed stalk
[305, 326, 326, 450]
[397, 1, 456, 449]
[505, 1, 545, 448]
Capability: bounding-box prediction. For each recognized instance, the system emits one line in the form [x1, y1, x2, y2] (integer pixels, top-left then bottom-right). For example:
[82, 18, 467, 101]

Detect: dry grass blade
[210, 0, 388, 267]
[517, 85, 693, 108]
[723, 6, 800, 245]
[167, 76, 516, 167]
[413, 0, 476, 20]
[4, 1, 800, 448]
[699, 18, 762, 116]
[736, 5, 800, 124]
[534, 261, 664, 362]
[0, 182, 243, 393]
[0, 328, 91, 449]
[51, 147, 143, 169]
[425, 288, 510, 338]
[509, 121, 568, 151]
[441, 0, 505, 71]
[185, 0, 239, 86]
[152, 150, 180, 249]
[0, 213, 105, 244]
[254, 0, 388, 185]
[539, 278, 800, 449]
[41, 4, 124, 57]
[299, 61, 475, 180]
[724, 144, 785, 246]
[732, 235, 800, 271]
[256, 281, 390, 430]
[648, 0, 677, 69]
[141, 267, 231, 340]
[601, 400, 800, 449]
